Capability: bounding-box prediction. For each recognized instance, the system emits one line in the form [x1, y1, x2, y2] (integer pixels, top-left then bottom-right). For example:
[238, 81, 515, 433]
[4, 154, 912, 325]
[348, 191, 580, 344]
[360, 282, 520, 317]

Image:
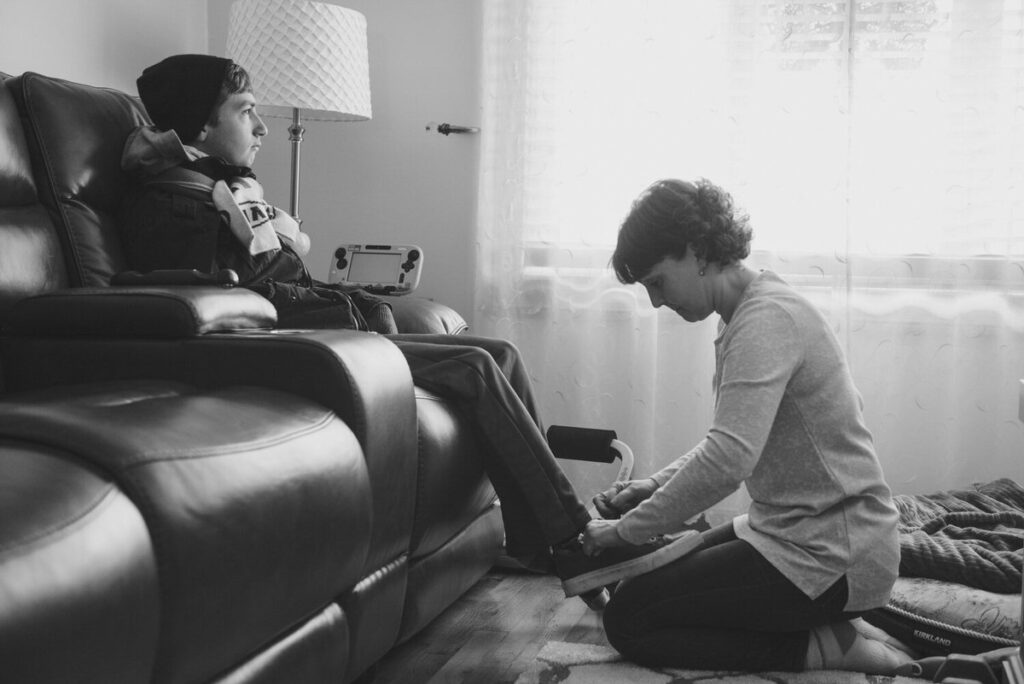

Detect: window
[476, 0, 1024, 501]
[487, 0, 1024, 260]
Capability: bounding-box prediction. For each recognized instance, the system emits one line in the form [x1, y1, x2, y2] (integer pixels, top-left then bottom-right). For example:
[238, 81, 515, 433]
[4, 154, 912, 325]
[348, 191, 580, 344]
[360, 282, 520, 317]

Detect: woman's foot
[805, 620, 917, 674]
[850, 618, 918, 658]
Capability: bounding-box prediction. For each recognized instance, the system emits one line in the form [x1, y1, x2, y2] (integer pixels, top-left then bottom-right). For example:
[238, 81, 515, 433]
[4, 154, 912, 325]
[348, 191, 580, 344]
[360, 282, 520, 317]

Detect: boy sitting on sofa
[120, 53, 697, 608]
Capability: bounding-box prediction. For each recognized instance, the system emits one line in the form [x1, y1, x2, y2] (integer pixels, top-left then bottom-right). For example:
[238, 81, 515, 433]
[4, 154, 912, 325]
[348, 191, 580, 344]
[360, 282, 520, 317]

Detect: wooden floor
[364, 570, 608, 684]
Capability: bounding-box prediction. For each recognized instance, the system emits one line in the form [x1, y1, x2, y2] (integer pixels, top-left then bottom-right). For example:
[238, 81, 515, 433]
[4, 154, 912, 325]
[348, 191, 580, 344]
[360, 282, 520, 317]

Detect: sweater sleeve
[617, 299, 805, 543]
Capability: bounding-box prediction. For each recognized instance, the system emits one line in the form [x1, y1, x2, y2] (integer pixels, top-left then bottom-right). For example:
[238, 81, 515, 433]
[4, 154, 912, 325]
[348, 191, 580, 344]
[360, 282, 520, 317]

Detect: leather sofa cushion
[387, 296, 469, 335]
[408, 387, 498, 560]
[10, 72, 148, 286]
[400, 505, 503, 643]
[0, 440, 159, 684]
[0, 380, 373, 684]
[0, 329, 420, 580]
[211, 603, 350, 684]
[0, 76, 68, 319]
[0, 76, 35, 209]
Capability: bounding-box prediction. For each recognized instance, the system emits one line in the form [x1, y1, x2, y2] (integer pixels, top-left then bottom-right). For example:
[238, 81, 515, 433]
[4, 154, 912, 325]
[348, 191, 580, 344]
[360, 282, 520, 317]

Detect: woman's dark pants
[603, 522, 862, 672]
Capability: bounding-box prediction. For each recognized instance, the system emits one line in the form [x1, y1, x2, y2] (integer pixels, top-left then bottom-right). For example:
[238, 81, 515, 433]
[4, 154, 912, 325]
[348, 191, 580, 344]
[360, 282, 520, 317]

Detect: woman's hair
[207, 62, 254, 126]
[611, 178, 753, 284]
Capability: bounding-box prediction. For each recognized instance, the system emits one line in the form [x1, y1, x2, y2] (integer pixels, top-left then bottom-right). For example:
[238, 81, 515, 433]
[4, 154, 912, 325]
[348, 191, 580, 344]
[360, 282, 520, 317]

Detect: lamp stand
[288, 108, 305, 224]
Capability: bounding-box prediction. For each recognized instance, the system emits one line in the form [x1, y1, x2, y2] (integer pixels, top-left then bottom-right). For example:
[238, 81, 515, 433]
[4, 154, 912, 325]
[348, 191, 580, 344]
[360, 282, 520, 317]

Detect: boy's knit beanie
[137, 54, 234, 143]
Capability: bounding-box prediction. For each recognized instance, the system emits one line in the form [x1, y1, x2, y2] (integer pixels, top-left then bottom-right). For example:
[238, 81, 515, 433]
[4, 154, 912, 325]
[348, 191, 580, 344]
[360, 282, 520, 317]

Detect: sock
[850, 618, 918, 658]
[805, 621, 915, 674]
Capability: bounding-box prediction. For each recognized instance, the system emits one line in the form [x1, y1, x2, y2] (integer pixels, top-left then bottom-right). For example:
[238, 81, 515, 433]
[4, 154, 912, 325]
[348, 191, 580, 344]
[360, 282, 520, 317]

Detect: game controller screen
[348, 252, 403, 283]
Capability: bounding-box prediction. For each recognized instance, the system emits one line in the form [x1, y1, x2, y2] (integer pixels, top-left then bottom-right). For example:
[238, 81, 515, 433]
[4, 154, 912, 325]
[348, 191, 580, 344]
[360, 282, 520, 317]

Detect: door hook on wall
[425, 121, 480, 135]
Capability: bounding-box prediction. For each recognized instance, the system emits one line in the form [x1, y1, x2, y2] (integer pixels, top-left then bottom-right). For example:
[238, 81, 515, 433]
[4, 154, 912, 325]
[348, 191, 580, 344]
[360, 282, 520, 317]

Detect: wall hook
[426, 121, 480, 135]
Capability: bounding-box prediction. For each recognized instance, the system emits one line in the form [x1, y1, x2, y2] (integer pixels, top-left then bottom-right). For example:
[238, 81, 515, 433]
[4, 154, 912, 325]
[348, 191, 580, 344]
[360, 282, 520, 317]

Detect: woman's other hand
[580, 519, 629, 555]
[593, 478, 659, 518]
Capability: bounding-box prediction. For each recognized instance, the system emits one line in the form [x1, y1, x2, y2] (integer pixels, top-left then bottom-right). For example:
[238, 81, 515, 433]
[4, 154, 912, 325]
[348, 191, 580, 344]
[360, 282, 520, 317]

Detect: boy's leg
[389, 337, 590, 557]
[603, 522, 857, 672]
[387, 334, 542, 423]
[389, 334, 692, 599]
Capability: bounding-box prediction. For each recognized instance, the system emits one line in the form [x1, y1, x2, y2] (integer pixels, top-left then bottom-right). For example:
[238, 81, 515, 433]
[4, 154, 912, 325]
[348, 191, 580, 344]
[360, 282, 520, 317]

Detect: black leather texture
[0, 382, 372, 684]
[10, 72, 148, 286]
[0, 440, 159, 684]
[211, 604, 350, 684]
[409, 388, 499, 560]
[0, 78, 67, 318]
[387, 295, 470, 334]
[8, 285, 277, 337]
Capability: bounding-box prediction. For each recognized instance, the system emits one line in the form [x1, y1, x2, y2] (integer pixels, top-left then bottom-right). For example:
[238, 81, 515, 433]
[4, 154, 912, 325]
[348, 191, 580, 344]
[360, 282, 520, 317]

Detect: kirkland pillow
[864, 576, 1021, 657]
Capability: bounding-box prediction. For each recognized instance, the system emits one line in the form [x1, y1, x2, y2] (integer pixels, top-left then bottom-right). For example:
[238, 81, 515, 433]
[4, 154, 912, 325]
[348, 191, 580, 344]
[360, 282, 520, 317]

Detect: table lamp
[227, 0, 371, 224]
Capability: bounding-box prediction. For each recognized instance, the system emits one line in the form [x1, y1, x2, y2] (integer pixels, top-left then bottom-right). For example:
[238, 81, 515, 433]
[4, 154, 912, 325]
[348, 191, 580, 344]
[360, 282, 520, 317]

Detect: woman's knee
[602, 593, 632, 653]
[605, 592, 674, 668]
[602, 585, 648, 655]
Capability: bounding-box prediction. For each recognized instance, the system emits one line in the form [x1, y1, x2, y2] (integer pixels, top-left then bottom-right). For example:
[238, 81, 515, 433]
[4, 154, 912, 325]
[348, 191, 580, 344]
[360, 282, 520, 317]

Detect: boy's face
[194, 91, 267, 167]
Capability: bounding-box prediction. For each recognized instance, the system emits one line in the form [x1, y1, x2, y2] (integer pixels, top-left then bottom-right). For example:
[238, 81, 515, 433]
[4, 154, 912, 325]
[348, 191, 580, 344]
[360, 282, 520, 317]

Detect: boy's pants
[387, 333, 591, 557]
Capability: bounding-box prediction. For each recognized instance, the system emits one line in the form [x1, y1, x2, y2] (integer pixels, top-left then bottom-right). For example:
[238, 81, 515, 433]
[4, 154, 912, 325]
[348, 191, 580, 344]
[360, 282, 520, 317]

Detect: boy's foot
[553, 531, 702, 597]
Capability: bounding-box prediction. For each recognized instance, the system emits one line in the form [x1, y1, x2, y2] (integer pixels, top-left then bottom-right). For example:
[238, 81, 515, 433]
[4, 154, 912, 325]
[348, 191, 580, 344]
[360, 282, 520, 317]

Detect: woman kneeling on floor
[585, 178, 916, 675]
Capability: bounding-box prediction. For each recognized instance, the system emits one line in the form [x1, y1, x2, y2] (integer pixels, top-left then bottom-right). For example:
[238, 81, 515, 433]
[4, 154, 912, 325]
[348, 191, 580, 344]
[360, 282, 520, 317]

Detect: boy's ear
[194, 127, 209, 143]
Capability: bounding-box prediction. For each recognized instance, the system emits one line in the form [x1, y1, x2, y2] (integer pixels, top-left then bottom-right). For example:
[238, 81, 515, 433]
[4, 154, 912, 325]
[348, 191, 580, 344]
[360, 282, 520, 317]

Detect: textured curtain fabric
[475, 0, 1024, 519]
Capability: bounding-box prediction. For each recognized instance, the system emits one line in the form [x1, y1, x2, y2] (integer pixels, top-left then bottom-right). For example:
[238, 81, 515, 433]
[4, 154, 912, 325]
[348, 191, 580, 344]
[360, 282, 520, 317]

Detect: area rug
[514, 641, 922, 684]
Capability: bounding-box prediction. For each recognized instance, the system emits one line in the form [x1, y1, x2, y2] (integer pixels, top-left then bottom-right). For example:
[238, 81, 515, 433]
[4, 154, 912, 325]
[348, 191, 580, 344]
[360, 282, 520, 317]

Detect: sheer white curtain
[474, 0, 1024, 518]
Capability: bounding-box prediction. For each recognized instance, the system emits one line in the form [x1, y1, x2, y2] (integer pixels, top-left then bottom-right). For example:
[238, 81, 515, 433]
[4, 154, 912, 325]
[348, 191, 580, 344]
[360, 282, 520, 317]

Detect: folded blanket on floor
[894, 478, 1024, 593]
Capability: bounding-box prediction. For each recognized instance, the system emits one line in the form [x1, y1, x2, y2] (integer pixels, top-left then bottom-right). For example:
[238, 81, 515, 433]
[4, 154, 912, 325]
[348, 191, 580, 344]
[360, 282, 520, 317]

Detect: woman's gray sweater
[617, 271, 899, 611]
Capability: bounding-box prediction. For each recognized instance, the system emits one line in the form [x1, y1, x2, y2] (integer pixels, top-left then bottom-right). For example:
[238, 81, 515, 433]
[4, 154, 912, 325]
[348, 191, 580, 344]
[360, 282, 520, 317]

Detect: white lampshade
[227, 0, 371, 122]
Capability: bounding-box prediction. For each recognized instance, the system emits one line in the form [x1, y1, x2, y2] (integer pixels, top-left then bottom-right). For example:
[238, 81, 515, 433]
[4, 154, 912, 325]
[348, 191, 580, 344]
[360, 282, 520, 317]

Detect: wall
[208, 0, 483, 317]
[0, 0, 208, 91]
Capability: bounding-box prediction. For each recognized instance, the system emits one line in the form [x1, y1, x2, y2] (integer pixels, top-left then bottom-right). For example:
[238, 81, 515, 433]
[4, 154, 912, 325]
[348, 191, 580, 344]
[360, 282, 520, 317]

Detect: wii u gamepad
[327, 243, 423, 295]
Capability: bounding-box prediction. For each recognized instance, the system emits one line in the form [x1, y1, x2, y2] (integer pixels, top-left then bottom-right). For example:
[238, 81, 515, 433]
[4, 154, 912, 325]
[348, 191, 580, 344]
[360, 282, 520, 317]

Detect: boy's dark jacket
[119, 126, 393, 332]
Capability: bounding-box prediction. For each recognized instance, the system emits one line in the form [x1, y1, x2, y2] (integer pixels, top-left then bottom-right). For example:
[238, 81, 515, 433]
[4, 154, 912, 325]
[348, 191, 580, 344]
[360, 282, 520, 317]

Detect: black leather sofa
[0, 70, 504, 683]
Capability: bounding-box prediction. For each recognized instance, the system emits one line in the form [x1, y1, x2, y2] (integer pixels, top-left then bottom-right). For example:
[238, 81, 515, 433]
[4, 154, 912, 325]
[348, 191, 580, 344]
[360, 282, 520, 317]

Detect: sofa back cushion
[9, 72, 149, 287]
[0, 74, 68, 321]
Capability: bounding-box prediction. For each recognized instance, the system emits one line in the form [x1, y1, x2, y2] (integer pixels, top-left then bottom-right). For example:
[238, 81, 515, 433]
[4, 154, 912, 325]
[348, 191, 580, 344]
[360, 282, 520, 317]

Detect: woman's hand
[593, 478, 659, 518]
[580, 518, 629, 556]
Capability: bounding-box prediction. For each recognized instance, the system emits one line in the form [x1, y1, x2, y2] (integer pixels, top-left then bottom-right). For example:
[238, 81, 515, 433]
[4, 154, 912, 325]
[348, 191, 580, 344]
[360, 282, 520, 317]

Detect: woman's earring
[699, 269, 705, 276]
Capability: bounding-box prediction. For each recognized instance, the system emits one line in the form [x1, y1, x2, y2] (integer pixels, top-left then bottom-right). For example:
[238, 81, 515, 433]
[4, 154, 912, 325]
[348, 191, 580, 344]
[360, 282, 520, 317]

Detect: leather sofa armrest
[5, 286, 277, 337]
[0, 329, 418, 576]
[109, 268, 240, 287]
[386, 296, 468, 335]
